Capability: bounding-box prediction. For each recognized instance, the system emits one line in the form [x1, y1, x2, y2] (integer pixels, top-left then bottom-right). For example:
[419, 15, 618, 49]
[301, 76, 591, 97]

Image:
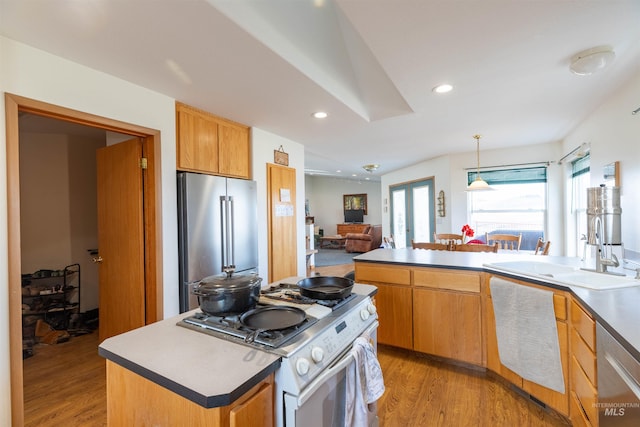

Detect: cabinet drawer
[571, 299, 595, 352]
[571, 355, 598, 425]
[571, 327, 597, 386]
[355, 263, 411, 285]
[552, 294, 567, 321]
[413, 268, 480, 292]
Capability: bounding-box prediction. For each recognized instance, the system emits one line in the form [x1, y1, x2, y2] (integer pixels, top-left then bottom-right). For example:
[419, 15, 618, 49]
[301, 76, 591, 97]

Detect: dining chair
[534, 238, 551, 255]
[485, 233, 522, 251]
[411, 240, 451, 251]
[433, 233, 464, 245]
[451, 242, 499, 253]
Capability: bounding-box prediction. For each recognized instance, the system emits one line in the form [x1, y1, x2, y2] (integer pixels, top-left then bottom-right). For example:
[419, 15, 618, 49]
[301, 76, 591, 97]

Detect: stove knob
[367, 304, 377, 315]
[311, 346, 325, 363]
[360, 309, 370, 321]
[296, 358, 310, 376]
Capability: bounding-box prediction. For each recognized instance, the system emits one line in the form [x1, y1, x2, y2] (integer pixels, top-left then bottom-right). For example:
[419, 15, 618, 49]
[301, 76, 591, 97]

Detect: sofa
[345, 224, 383, 253]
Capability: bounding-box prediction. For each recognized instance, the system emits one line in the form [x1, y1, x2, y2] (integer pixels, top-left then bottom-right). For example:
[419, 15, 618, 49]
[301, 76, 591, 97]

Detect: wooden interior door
[96, 138, 146, 341]
[267, 164, 297, 282]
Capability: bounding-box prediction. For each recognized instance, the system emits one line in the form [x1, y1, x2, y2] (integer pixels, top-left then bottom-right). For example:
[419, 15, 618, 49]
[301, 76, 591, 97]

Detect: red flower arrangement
[461, 224, 475, 241]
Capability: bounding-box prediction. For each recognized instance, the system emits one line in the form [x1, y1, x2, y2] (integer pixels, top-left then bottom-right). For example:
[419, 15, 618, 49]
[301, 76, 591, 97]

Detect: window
[467, 166, 547, 250]
[570, 154, 590, 257]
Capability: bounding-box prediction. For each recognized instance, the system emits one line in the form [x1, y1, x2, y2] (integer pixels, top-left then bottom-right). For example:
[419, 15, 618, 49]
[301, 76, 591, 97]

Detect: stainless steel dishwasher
[597, 322, 640, 426]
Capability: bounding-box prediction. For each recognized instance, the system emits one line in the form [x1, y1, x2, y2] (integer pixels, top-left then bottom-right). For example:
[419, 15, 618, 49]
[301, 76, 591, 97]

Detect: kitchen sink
[485, 261, 640, 290]
[485, 261, 577, 277]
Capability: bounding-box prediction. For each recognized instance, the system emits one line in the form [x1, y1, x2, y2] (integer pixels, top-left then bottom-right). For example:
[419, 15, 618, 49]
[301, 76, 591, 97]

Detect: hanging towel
[490, 277, 565, 393]
[345, 336, 385, 427]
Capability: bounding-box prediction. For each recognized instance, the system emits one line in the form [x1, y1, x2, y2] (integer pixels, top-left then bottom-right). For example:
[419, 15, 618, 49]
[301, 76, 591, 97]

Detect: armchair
[345, 225, 383, 253]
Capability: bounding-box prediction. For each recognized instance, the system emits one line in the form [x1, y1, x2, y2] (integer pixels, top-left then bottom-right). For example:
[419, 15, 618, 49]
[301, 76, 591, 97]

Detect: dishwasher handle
[604, 351, 640, 400]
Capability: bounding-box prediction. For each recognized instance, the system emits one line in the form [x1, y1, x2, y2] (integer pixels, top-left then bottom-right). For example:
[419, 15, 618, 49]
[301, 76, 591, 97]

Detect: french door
[390, 178, 435, 248]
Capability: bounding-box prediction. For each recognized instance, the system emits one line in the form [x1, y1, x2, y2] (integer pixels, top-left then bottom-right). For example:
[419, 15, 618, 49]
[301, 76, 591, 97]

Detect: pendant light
[467, 134, 492, 191]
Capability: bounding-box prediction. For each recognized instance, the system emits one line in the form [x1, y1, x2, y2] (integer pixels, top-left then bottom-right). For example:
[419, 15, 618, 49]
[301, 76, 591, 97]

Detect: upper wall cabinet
[176, 102, 251, 179]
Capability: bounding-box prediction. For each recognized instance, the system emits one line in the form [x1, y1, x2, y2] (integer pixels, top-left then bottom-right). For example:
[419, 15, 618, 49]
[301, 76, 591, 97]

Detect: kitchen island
[353, 247, 640, 425]
[98, 283, 377, 426]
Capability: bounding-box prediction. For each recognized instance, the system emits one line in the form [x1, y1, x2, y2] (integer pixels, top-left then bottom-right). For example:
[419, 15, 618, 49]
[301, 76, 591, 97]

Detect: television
[344, 209, 364, 223]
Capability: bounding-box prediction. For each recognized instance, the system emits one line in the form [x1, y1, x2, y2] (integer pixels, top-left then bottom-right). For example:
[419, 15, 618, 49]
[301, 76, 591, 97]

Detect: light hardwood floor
[22, 263, 570, 426]
[23, 332, 106, 427]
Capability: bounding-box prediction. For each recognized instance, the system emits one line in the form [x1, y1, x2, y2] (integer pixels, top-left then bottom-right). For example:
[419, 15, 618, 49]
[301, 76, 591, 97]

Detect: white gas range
[178, 276, 379, 426]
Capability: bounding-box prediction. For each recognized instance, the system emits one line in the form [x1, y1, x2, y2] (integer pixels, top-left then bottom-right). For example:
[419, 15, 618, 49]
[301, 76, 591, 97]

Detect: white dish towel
[345, 336, 385, 427]
[490, 277, 565, 393]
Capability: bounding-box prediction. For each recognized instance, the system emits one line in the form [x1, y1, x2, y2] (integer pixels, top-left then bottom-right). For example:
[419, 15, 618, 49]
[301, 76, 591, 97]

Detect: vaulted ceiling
[2, 0, 639, 180]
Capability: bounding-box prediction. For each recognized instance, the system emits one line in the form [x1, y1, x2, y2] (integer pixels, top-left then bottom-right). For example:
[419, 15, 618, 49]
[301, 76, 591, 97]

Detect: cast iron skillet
[296, 276, 354, 300]
[240, 306, 306, 343]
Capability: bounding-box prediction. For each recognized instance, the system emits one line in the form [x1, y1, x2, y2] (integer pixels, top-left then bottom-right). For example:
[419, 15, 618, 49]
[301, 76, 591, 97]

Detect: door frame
[5, 93, 164, 426]
[389, 177, 436, 248]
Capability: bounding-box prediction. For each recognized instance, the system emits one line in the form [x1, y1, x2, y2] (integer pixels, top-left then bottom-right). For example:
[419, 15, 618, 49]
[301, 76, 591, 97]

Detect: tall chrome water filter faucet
[592, 216, 619, 273]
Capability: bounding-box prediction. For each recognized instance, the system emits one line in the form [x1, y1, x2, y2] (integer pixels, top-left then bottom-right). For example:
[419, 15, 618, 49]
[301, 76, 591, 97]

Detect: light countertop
[99, 283, 377, 409]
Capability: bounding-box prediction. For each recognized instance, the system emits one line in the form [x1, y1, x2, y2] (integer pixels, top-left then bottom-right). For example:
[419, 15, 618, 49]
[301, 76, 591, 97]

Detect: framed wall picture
[343, 193, 367, 215]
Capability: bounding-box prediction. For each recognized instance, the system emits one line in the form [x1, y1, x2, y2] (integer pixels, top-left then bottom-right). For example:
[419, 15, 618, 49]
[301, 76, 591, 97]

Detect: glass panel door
[390, 179, 435, 248]
[412, 181, 433, 243]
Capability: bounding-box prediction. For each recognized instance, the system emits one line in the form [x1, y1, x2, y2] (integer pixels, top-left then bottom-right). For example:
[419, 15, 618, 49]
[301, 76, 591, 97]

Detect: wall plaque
[274, 145, 289, 166]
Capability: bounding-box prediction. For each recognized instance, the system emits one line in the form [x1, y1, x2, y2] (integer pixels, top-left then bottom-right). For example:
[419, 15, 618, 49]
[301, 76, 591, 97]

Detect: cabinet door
[230, 382, 273, 427]
[176, 106, 219, 173]
[218, 122, 250, 178]
[375, 283, 413, 349]
[413, 288, 482, 365]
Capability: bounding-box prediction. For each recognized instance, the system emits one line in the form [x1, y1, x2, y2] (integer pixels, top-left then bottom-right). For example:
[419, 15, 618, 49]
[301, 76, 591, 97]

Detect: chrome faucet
[593, 216, 619, 273]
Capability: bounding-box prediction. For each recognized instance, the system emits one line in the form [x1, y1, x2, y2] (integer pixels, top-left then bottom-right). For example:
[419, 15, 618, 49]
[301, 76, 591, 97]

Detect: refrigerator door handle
[220, 195, 235, 270]
[228, 196, 235, 269]
[220, 196, 228, 269]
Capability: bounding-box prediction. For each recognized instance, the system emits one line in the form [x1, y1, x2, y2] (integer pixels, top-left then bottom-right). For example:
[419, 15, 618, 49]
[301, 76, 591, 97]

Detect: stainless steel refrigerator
[177, 172, 258, 313]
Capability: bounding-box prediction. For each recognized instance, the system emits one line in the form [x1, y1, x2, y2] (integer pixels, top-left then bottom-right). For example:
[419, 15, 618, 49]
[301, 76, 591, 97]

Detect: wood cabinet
[413, 268, 483, 365]
[484, 274, 570, 417]
[176, 102, 251, 178]
[356, 263, 412, 349]
[106, 361, 273, 426]
[337, 223, 369, 236]
[355, 263, 483, 362]
[570, 299, 598, 427]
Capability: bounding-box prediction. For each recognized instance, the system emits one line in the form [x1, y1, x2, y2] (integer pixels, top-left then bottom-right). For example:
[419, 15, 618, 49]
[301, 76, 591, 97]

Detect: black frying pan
[240, 306, 306, 343]
[296, 276, 354, 300]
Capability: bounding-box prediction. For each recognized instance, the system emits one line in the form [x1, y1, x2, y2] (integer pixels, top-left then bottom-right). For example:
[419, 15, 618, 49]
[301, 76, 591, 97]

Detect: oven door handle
[297, 321, 378, 406]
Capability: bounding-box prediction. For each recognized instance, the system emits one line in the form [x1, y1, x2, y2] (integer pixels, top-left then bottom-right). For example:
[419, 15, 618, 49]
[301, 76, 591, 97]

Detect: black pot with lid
[192, 267, 262, 316]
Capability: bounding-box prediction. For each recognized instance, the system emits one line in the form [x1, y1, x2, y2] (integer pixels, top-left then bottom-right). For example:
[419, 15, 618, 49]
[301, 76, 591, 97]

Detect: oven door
[283, 322, 379, 427]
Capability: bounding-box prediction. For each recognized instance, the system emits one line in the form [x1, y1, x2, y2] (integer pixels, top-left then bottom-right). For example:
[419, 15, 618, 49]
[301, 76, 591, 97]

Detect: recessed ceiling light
[312, 111, 328, 119]
[432, 84, 453, 94]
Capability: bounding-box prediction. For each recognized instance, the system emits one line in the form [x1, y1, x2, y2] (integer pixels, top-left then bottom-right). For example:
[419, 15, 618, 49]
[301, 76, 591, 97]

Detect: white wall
[251, 128, 307, 279]
[561, 72, 640, 256]
[0, 36, 309, 423]
[305, 176, 381, 235]
[380, 143, 564, 253]
[381, 154, 452, 242]
[0, 37, 172, 423]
